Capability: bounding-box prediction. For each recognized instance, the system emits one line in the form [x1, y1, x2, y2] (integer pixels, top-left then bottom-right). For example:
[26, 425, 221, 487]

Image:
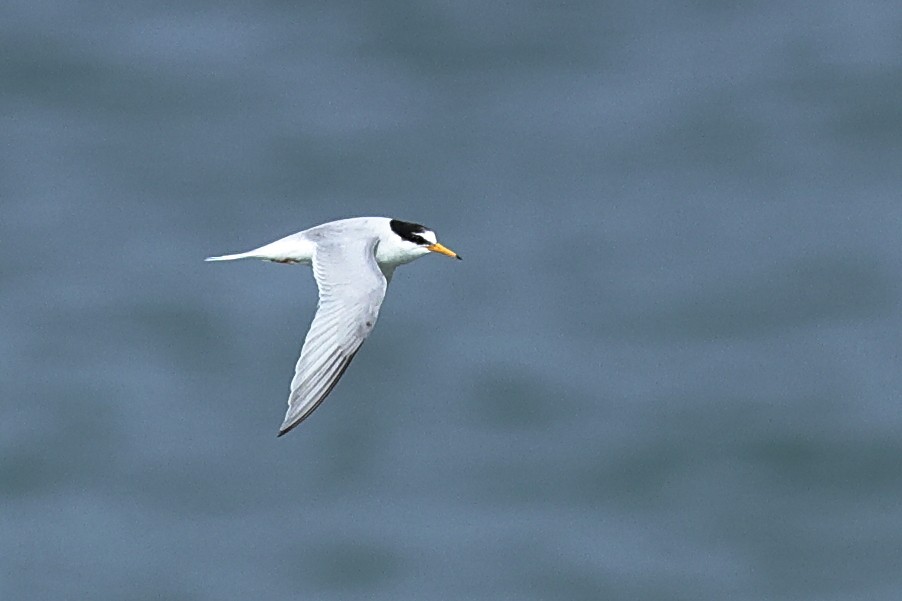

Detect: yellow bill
[427, 243, 462, 260]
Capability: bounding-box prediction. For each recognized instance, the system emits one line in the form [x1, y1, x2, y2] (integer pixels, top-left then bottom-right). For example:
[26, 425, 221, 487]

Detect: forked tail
[204, 251, 255, 262]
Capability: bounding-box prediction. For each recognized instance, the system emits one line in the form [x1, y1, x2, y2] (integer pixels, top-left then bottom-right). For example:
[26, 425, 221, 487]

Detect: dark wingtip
[455, 254, 462, 260]
[277, 418, 303, 437]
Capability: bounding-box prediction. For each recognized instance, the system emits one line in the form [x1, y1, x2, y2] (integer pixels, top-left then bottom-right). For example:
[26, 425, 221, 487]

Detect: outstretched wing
[278, 236, 387, 436]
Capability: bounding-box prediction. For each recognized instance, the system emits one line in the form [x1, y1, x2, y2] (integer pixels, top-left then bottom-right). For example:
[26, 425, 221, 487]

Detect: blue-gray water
[4, 2, 902, 599]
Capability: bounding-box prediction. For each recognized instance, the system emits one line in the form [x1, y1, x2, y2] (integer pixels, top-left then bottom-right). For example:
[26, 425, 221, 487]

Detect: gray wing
[277, 236, 387, 436]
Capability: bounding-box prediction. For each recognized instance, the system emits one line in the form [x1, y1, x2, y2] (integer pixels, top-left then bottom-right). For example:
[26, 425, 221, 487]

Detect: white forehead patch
[420, 230, 437, 244]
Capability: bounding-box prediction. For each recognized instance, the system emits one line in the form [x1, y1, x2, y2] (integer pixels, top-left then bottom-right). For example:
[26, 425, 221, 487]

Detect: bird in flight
[207, 217, 461, 436]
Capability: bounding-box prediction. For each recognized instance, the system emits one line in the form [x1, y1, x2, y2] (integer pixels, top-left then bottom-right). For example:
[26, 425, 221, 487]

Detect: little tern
[206, 217, 461, 436]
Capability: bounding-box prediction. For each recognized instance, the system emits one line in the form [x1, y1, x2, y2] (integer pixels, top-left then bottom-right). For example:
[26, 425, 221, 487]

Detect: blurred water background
[4, 1, 902, 599]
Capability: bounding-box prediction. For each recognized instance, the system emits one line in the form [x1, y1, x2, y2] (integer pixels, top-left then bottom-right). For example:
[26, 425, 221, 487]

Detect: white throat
[375, 237, 430, 268]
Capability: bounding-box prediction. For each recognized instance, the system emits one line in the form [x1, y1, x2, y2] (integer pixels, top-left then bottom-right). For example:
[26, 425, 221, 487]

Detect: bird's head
[388, 219, 462, 263]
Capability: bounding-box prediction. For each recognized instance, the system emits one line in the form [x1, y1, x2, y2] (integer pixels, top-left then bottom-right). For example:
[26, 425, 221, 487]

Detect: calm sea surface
[4, 2, 902, 599]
